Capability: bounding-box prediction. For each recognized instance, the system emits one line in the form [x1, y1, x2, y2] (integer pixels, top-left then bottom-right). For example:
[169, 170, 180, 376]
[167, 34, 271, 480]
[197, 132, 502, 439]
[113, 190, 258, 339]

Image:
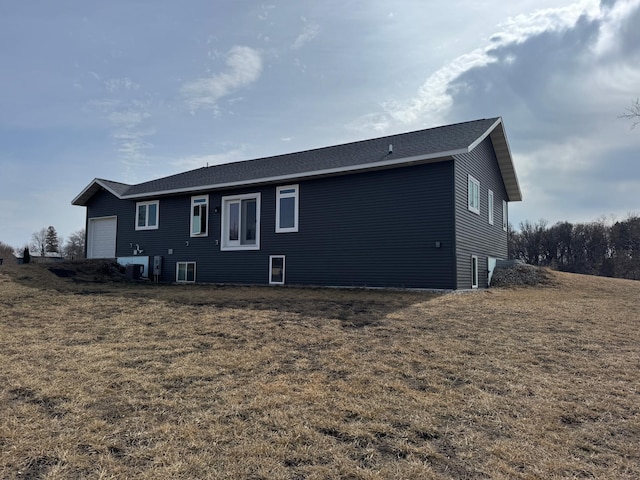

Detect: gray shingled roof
[73, 117, 522, 205]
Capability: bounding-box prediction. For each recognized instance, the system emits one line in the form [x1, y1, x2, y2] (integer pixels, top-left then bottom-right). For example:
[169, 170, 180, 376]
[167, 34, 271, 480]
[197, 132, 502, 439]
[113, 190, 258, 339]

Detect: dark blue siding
[86, 161, 458, 288]
[453, 137, 509, 289]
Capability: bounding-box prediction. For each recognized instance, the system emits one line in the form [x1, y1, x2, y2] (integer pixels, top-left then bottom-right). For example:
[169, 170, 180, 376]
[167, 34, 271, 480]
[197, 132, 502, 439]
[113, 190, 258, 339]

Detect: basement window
[176, 262, 196, 283]
[269, 255, 285, 285]
[471, 255, 479, 289]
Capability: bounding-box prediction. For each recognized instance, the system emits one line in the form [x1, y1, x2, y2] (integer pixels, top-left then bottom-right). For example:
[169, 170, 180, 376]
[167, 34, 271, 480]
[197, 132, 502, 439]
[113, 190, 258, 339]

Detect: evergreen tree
[45, 226, 59, 253]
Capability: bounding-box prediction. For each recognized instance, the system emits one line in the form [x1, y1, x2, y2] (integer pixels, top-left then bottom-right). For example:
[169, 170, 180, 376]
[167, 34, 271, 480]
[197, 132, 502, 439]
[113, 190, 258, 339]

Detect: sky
[1, 0, 639, 249]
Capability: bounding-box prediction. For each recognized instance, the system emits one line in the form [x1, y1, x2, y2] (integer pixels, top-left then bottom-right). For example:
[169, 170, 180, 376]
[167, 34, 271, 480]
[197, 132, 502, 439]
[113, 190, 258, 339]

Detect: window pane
[187, 263, 195, 282]
[192, 205, 201, 234]
[271, 257, 284, 283]
[279, 197, 295, 229]
[200, 205, 207, 233]
[229, 202, 239, 241]
[148, 203, 157, 226]
[241, 199, 256, 244]
[138, 205, 146, 227]
[177, 263, 186, 281]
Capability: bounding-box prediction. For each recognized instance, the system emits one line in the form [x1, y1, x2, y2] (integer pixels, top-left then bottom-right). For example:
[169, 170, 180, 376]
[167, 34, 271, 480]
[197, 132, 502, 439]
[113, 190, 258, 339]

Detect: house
[72, 117, 522, 289]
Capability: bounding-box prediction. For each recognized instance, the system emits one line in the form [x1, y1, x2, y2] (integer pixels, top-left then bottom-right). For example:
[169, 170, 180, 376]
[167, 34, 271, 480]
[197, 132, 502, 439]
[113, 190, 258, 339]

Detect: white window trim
[468, 175, 480, 215]
[269, 255, 286, 285]
[488, 190, 494, 225]
[190, 194, 209, 237]
[176, 261, 196, 283]
[502, 200, 508, 231]
[135, 200, 159, 230]
[471, 255, 479, 289]
[275, 184, 299, 233]
[220, 192, 261, 251]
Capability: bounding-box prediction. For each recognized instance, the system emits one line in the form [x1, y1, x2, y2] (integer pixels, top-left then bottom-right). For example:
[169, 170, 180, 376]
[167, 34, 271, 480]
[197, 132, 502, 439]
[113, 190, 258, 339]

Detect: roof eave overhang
[115, 148, 466, 200]
[473, 118, 523, 202]
[71, 179, 128, 206]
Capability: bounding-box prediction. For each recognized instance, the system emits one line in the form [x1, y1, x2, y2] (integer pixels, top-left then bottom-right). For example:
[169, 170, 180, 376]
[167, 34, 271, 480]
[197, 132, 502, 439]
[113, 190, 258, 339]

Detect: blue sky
[1, 0, 638, 249]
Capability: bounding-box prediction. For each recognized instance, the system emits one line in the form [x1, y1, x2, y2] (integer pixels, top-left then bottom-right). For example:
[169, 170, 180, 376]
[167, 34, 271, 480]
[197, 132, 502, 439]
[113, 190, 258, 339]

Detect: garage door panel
[88, 217, 117, 258]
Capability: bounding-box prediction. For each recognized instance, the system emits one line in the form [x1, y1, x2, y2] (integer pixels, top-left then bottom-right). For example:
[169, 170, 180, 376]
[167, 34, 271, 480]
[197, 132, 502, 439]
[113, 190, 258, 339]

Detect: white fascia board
[71, 179, 128, 205]
[467, 117, 503, 152]
[119, 148, 466, 200]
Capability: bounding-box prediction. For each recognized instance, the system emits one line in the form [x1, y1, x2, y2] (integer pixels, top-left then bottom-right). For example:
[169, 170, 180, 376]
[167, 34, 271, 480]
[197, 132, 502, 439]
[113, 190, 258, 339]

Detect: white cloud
[108, 110, 150, 129]
[292, 23, 319, 50]
[104, 77, 139, 93]
[181, 46, 263, 113]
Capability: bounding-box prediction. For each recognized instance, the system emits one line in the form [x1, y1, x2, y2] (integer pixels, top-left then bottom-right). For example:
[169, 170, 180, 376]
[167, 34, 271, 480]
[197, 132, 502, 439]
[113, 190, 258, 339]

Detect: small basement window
[176, 262, 196, 283]
[471, 255, 479, 289]
[269, 255, 285, 285]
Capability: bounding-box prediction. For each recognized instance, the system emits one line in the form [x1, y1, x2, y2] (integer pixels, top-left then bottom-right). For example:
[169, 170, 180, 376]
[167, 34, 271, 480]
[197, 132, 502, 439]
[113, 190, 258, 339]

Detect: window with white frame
[471, 255, 479, 289]
[269, 255, 285, 284]
[136, 200, 159, 230]
[502, 200, 508, 231]
[488, 190, 494, 225]
[221, 193, 260, 250]
[176, 262, 196, 283]
[468, 175, 480, 214]
[190, 195, 208, 237]
[276, 185, 298, 233]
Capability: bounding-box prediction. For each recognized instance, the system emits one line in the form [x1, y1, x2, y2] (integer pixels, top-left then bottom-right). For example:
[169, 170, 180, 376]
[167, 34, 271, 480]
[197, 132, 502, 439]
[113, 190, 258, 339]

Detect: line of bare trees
[0, 228, 85, 262]
[509, 215, 640, 280]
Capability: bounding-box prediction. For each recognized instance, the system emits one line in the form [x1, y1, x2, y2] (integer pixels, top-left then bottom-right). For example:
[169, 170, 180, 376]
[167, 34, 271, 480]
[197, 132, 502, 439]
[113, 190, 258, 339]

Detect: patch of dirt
[48, 260, 127, 282]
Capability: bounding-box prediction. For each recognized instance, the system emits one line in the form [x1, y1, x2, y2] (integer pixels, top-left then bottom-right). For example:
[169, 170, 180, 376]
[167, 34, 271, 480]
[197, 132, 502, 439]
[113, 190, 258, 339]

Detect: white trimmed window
[502, 200, 508, 231]
[471, 255, 479, 289]
[468, 175, 480, 214]
[176, 262, 196, 283]
[488, 190, 494, 225]
[221, 193, 261, 250]
[276, 185, 298, 233]
[136, 200, 159, 230]
[190, 195, 209, 237]
[269, 255, 285, 285]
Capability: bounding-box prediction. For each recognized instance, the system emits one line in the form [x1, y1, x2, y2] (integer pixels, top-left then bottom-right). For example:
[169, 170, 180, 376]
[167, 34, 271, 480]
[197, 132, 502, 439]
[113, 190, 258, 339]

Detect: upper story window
[136, 200, 159, 230]
[221, 193, 260, 250]
[488, 190, 494, 225]
[191, 195, 209, 237]
[276, 185, 299, 233]
[468, 175, 480, 215]
[502, 200, 508, 231]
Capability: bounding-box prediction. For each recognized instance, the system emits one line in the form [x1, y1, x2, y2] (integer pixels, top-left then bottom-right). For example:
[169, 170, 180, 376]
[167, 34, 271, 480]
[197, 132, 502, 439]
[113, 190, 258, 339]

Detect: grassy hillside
[0, 263, 638, 479]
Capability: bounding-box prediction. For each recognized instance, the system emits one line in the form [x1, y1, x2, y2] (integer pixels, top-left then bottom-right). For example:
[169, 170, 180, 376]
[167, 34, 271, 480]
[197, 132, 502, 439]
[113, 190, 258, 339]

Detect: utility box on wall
[153, 256, 162, 277]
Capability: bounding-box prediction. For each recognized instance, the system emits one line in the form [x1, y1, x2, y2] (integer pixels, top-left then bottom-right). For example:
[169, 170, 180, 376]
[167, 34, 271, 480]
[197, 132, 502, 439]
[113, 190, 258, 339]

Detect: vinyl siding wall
[453, 137, 509, 289]
[86, 161, 458, 288]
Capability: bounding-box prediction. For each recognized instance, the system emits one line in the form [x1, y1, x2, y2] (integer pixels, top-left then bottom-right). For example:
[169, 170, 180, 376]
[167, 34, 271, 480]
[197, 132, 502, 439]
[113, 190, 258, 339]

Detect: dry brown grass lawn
[0, 262, 638, 479]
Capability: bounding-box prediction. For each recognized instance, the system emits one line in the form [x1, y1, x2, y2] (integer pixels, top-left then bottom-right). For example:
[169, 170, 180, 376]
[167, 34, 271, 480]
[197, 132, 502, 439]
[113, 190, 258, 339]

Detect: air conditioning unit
[125, 264, 144, 280]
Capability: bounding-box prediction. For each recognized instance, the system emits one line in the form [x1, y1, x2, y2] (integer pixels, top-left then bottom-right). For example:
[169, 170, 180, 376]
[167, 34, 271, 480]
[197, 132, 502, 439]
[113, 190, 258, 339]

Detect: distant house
[72, 117, 522, 289]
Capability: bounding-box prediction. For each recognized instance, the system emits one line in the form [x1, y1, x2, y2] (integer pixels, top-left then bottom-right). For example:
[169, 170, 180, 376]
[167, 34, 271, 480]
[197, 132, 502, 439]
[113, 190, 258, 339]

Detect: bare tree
[62, 229, 86, 260]
[620, 98, 640, 128]
[31, 228, 47, 257]
[0, 241, 16, 263]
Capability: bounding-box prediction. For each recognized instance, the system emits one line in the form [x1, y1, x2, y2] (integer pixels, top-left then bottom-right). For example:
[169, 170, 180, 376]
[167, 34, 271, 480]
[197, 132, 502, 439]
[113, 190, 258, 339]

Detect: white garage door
[88, 216, 117, 258]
